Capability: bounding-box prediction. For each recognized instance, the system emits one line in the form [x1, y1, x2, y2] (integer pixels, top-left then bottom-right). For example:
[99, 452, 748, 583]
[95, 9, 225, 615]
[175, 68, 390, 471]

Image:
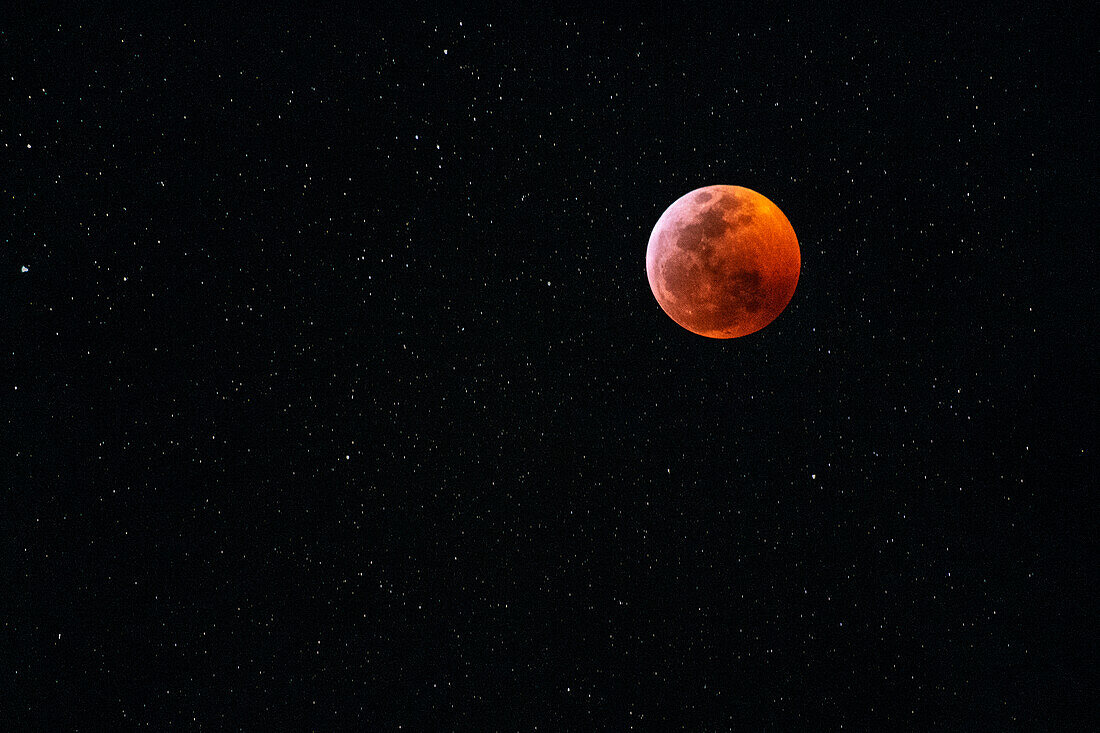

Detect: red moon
[646, 185, 800, 339]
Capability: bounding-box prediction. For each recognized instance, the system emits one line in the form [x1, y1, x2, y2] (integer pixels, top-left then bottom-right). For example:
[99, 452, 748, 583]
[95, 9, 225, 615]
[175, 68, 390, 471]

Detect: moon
[646, 185, 800, 339]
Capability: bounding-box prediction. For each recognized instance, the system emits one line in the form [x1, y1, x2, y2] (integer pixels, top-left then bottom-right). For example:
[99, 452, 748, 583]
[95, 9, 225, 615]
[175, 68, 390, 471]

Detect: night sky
[5, 7, 1094, 729]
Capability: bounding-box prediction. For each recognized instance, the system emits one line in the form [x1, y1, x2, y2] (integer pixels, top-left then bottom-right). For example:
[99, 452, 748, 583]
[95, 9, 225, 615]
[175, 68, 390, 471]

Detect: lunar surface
[646, 185, 800, 338]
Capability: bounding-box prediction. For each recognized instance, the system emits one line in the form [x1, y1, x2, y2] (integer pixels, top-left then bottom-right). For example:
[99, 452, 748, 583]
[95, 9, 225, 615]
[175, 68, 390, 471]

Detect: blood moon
[646, 185, 800, 339]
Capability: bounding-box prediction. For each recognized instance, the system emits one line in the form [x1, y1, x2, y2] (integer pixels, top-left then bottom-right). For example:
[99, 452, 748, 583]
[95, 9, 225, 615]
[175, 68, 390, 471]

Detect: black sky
[4, 6, 1095, 729]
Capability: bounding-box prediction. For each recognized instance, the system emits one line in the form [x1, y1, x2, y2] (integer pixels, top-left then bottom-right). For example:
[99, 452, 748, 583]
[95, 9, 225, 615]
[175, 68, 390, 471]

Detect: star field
[4, 7, 1094, 729]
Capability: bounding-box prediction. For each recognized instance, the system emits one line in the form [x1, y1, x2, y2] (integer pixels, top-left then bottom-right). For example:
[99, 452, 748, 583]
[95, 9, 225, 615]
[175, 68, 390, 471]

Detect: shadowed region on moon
[646, 185, 800, 339]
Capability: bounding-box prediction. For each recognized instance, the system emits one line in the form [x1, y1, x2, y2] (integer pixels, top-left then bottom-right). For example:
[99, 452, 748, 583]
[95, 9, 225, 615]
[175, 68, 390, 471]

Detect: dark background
[3, 6, 1094, 729]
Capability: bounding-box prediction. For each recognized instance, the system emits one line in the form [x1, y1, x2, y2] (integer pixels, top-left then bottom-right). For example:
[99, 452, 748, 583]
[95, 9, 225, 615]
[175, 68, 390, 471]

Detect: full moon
[646, 185, 800, 339]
